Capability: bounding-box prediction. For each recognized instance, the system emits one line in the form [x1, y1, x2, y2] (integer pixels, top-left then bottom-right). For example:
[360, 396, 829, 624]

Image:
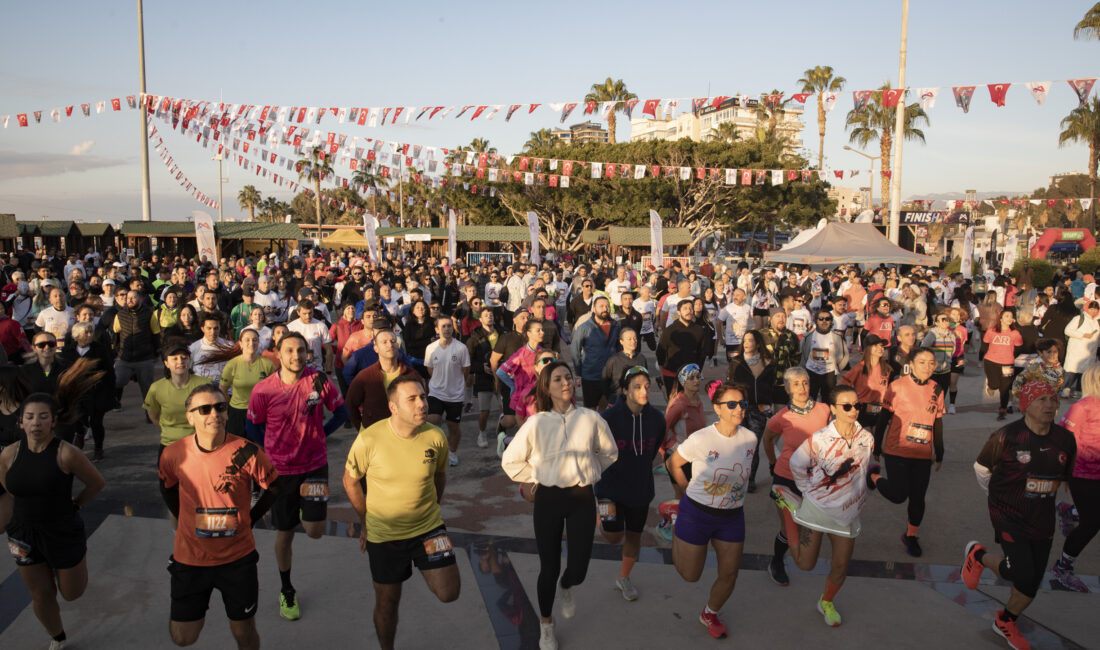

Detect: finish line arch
[1029, 228, 1096, 259]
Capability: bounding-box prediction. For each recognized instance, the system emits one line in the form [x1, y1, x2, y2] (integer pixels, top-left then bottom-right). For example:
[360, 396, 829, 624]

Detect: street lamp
[843, 146, 882, 209]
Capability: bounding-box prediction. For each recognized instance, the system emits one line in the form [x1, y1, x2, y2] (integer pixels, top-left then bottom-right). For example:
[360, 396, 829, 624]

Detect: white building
[827, 186, 864, 220]
[629, 97, 804, 157]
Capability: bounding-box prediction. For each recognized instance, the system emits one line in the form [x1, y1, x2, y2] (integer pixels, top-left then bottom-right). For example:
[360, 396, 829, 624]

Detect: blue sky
[0, 0, 1096, 224]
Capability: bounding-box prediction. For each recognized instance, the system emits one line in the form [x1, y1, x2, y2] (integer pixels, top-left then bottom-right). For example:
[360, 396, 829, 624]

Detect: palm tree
[296, 146, 334, 241]
[706, 121, 741, 144]
[754, 90, 791, 133]
[258, 196, 277, 222]
[1074, 2, 1100, 40]
[797, 66, 846, 170]
[1058, 96, 1100, 231]
[352, 163, 385, 215]
[584, 77, 637, 145]
[468, 137, 497, 154]
[237, 185, 261, 222]
[524, 128, 560, 152]
[845, 83, 929, 207]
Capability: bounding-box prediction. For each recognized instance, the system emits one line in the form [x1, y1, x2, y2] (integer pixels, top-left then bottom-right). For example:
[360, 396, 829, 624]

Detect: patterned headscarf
[1017, 380, 1056, 413]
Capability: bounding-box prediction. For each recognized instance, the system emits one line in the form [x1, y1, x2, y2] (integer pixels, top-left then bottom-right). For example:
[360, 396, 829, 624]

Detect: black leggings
[641, 331, 656, 351]
[533, 485, 596, 618]
[807, 370, 836, 402]
[874, 454, 932, 527]
[997, 534, 1052, 599]
[983, 360, 1013, 410]
[1064, 476, 1100, 558]
[931, 372, 950, 395]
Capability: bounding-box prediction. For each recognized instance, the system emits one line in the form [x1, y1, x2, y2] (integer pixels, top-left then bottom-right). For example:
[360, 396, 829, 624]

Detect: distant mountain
[905, 191, 1029, 201]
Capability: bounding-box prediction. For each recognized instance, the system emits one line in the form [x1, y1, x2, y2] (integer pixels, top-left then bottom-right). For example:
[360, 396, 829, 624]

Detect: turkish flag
[528, 104, 540, 113]
[833, 170, 844, 179]
[549, 175, 559, 187]
[696, 167, 705, 180]
[605, 164, 617, 178]
[711, 96, 729, 110]
[1047, 199, 1057, 208]
[987, 83, 1009, 107]
[791, 93, 811, 103]
[65, 106, 73, 117]
[882, 89, 904, 108]
[584, 102, 596, 115]
[642, 99, 660, 118]
[650, 165, 660, 177]
[741, 169, 752, 185]
[519, 157, 529, 171]
[562, 160, 573, 176]
[471, 105, 488, 120]
[786, 170, 799, 182]
[111, 98, 121, 111]
[16, 114, 28, 127]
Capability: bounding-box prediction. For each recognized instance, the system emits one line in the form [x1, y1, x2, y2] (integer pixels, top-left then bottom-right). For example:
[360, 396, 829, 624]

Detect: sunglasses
[536, 356, 558, 366]
[34, 341, 58, 349]
[623, 365, 650, 380]
[715, 399, 750, 411]
[188, 402, 229, 415]
[817, 317, 833, 322]
[833, 403, 858, 412]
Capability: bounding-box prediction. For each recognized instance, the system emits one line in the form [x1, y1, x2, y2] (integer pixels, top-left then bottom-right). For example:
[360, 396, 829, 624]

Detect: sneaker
[817, 598, 842, 627]
[747, 478, 757, 494]
[997, 410, 1007, 421]
[615, 576, 639, 601]
[770, 487, 796, 514]
[279, 591, 300, 620]
[449, 452, 459, 467]
[496, 432, 507, 458]
[992, 613, 1031, 650]
[866, 465, 880, 492]
[962, 541, 986, 589]
[699, 608, 728, 639]
[948, 404, 957, 414]
[1058, 502, 1079, 536]
[1052, 563, 1090, 593]
[539, 621, 557, 650]
[901, 534, 922, 558]
[92, 448, 104, 462]
[48, 641, 65, 650]
[464, 401, 474, 413]
[768, 557, 790, 586]
[558, 585, 575, 619]
[1061, 388, 1072, 398]
[656, 520, 674, 543]
[476, 431, 488, 448]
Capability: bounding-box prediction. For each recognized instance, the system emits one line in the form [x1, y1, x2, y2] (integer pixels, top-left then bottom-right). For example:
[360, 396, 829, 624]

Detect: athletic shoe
[770, 487, 796, 514]
[92, 448, 104, 462]
[948, 404, 957, 414]
[496, 432, 507, 458]
[476, 432, 488, 448]
[656, 520, 674, 543]
[699, 609, 728, 639]
[539, 621, 558, 650]
[768, 557, 789, 586]
[464, 401, 474, 413]
[449, 452, 459, 467]
[615, 576, 639, 601]
[1052, 563, 1090, 593]
[901, 534, 922, 558]
[558, 585, 575, 619]
[652, 464, 668, 476]
[48, 641, 65, 650]
[997, 410, 1007, 421]
[817, 598, 842, 627]
[962, 541, 986, 589]
[1058, 502, 1079, 536]
[1061, 388, 1072, 398]
[279, 591, 300, 620]
[993, 613, 1031, 650]
[866, 465, 880, 492]
[747, 479, 757, 494]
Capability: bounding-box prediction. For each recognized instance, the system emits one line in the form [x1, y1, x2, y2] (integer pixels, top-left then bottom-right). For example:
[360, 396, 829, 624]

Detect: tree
[797, 66, 846, 170]
[237, 185, 261, 222]
[844, 83, 929, 207]
[467, 138, 497, 154]
[1058, 96, 1100, 231]
[706, 121, 741, 144]
[1074, 2, 1100, 40]
[754, 90, 791, 134]
[584, 78, 637, 145]
[524, 129, 560, 152]
[296, 146, 334, 239]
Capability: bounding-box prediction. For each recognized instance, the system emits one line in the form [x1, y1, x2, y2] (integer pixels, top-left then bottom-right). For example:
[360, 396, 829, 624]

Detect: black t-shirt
[493, 330, 525, 368]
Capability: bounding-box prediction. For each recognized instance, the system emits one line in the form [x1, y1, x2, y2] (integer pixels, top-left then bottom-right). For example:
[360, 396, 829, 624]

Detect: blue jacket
[596, 396, 666, 506]
[570, 316, 621, 381]
[343, 343, 413, 385]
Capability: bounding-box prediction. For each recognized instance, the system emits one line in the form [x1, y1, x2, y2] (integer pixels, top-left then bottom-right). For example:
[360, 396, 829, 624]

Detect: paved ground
[0, 342, 1097, 649]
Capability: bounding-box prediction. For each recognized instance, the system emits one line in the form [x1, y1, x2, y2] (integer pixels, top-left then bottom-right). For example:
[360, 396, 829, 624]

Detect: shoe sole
[962, 541, 983, 589]
[991, 620, 1025, 650]
[615, 582, 639, 601]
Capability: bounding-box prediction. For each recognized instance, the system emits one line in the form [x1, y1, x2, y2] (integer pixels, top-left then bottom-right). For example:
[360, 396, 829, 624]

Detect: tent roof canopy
[321, 228, 369, 249]
[764, 222, 939, 268]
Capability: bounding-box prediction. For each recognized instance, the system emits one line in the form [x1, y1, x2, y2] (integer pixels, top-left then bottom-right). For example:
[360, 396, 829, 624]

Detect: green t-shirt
[143, 374, 213, 446]
[220, 356, 276, 409]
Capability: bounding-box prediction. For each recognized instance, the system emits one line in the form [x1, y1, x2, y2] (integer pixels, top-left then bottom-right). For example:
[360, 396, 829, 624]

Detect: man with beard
[656, 300, 706, 397]
[113, 289, 161, 401]
[572, 296, 622, 409]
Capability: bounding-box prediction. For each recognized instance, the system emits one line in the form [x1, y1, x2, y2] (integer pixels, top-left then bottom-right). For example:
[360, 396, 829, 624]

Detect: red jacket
[0, 317, 28, 357]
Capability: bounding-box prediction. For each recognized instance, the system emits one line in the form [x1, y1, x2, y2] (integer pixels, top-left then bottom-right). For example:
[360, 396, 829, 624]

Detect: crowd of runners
[0, 245, 1095, 650]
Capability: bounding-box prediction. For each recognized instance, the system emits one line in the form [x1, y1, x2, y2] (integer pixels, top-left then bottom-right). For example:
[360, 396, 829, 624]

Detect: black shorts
[168, 550, 259, 622]
[427, 396, 463, 424]
[500, 383, 516, 416]
[6, 516, 86, 570]
[598, 500, 650, 533]
[771, 474, 804, 498]
[270, 465, 329, 531]
[365, 525, 457, 584]
[227, 406, 248, 438]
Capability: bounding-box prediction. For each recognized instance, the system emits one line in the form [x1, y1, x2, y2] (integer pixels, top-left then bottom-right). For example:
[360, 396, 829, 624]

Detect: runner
[465, 307, 500, 449]
[159, 383, 282, 650]
[962, 381, 1076, 650]
[218, 329, 276, 438]
[868, 347, 945, 557]
[666, 382, 756, 640]
[490, 308, 530, 453]
[841, 334, 891, 431]
[983, 308, 1023, 421]
[245, 333, 348, 620]
[771, 385, 874, 627]
[424, 316, 471, 466]
[144, 341, 211, 460]
[343, 375, 459, 650]
[716, 288, 751, 363]
[922, 310, 958, 395]
[800, 309, 849, 401]
[660, 364, 706, 504]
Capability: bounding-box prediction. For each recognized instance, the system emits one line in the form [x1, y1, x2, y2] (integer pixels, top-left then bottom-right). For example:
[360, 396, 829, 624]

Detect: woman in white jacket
[1063, 301, 1100, 397]
[501, 361, 618, 650]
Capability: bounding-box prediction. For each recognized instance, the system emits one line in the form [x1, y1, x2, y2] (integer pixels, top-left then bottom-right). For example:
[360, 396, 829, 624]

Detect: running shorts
[6, 516, 86, 570]
[427, 396, 463, 424]
[365, 525, 457, 584]
[270, 465, 328, 531]
[673, 496, 746, 545]
[598, 500, 650, 534]
[167, 550, 260, 622]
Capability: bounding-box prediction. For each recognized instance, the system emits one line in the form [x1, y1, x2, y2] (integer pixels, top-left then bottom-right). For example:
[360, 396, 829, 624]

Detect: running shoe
[997, 410, 1007, 421]
[496, 432, 507, 458]
[48, 641, 65, 650]
[464, 401, 474, 413]
[558, 585, 575, 619]
[747, 478, 757, 494]
[768, 557, 789, 586]
[770, 487, 796, 514]
[656, 520, 674, 543]
[539, 621, 558, 650]
[1052, 563, 1090, 593]
[1057, 502, 1079, 536]
[699, 609, 728, 639]
[948, 404, 957, 414]
[449, 452, 459, 467]
[962, 541, 986, 589]
[92, 448, 104, 462]
[476, 431, 488, 448]
[992, 613, 1031, 650]
[817, 598, 842, 627]
[901, 534, 922, 558]
[615, 576, 639, 601]
[279, 591, 300, 621]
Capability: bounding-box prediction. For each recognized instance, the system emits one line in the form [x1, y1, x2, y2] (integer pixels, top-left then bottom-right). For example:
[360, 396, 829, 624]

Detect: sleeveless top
[6, 437, 76, 524]
[0, 408, 21, 447]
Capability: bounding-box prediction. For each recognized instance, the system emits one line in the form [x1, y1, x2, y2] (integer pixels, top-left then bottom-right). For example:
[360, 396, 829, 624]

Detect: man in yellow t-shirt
[342, 375, 459, 650]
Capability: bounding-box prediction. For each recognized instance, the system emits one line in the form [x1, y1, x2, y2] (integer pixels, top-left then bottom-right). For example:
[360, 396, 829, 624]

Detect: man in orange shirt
[159, 384, 284, 650]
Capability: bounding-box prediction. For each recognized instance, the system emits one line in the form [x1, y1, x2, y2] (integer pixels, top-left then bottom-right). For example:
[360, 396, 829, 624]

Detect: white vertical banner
[192, 211, 218, 263]
[526, 211, 540, 265]
[961, 226, 975, 279]
[1002, 234, 1019, 271]
[363, 213, 380, 264]
[649, 209, 664, 269]
[447, 209, 457, 264]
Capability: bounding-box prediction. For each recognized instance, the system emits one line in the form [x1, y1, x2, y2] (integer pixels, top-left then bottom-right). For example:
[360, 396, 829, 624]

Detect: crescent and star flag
[987, 83, 1010, 107]
[1025, 82, 1051, 106]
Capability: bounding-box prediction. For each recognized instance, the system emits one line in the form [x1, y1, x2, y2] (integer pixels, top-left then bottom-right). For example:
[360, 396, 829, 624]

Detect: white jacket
[501, 406, 618, 488]
[1064, 313, 1099, 373]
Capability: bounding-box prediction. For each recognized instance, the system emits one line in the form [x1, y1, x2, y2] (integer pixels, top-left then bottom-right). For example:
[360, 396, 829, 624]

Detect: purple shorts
[673, 496, 746, 546]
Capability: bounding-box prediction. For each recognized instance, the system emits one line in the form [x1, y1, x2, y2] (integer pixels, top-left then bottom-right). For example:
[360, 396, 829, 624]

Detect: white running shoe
[476, 432, 488, 448]
[448, 452, 459, 467]
[559, 585, 575, 619]
[615, 576, 639, 601]
[49, 641, 66, 650]
[539, 621, 558, 650]
[948, 404, 957, 414]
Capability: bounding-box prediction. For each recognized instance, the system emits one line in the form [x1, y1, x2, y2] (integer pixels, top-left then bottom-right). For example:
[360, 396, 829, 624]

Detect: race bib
[7, 538, 31, 563]
[868, 402, 882, 414]
[1001, 365, 1014, 377]
[598, 499, 617, 523]
[812, 348, 829, 362]
[1025, 477, 1058, 497]
[195, 507, 240, 538]
[300, 478, 329, 502]
[905, 423, 933, 445]
[422, 530, 455, 561]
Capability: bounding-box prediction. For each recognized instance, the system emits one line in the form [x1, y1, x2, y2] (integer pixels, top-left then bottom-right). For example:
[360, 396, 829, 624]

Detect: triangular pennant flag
[712, 96, 730, 110]
[882, 88, 904, 108]
[623, 99, 639, 118]
[987, 83, 1010, 107]
[821, 92, 839, 113]
[455, 106, 473, 119]
[1068, 78, 1097, 106]
[1025, 81, 1051, 106]
[505, 104, 522, 121]
[916, 88, 938, 111]
[528, 104, 540, 114]
[791, 93, 811, 103]
[642, 99, 660, 118]
[852, 90, 873, 112]
[691, 98, 708, 115]
[583, 102, 596, 115]
[470, 105, 488, 120]
[391, 107, 404, 124]
[560, 102, 577, 123]
[952, 86, 975, 113]
[764, 94, 782, 109]
[50, 108, 60, 123]
[1082, 198, 1093, 212]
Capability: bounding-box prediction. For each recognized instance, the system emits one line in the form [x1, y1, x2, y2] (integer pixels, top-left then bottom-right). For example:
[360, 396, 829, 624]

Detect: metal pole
[888, 0, 909, 244]
[137, 0, 152, 221]
[217, 155, 224, 222]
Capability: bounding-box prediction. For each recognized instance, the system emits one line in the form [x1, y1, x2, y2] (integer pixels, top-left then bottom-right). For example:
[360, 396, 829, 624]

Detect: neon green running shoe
[770, 487, 796, 514]
[817, 598, 841, 627]
[280, 591, 301, 621]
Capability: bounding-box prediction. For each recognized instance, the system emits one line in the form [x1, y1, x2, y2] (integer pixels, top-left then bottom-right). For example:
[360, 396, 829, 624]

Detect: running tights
[875, 455, 932, 527]
[1065, 477, 1100, 558]
[533, 485, 596, 618]
[81, 409, 107, 449]
[997, 536, 1051, 599]
[983, 360, 1013, 410]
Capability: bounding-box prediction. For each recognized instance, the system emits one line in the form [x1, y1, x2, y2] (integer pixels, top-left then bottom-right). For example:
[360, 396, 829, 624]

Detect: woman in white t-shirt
[667, 381, 757, 640]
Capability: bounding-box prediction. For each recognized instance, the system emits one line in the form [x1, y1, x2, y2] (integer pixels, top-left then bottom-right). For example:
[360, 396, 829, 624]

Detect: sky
[0, 0, 1096, 225]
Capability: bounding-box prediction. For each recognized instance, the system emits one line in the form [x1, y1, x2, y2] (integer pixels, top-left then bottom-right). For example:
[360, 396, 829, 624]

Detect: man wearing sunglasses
[160, 383, 284, 650]
[801, 310, 849, 402]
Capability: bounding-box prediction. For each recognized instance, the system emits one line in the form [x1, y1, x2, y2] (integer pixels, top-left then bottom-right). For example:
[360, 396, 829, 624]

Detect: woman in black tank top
[0, 392, 105, 648]
[0, 365, 29, 534]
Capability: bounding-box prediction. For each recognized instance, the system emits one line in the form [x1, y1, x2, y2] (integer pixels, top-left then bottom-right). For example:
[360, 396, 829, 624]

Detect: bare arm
[433, 471, 446, 504]
[668, 450, 691, 490]
[341, 468, 368, 553]
[761, 427, 780, 467]
[61, 442, 105, 507]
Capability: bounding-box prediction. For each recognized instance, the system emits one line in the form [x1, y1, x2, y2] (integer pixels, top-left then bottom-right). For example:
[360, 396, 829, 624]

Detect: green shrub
[1011, 258, 1054, 287]
[944, 256, 981, 277]
[1077, 246, 1100, 275]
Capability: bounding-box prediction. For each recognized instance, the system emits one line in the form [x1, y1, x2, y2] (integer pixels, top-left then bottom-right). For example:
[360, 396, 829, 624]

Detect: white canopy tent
[764, 222, 939, 268]
[779, 218, 828, 251]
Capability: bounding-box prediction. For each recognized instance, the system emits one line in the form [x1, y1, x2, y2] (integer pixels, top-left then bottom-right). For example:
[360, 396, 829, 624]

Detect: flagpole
[137, 0, 152, 222]
[888, 0, 909, 245]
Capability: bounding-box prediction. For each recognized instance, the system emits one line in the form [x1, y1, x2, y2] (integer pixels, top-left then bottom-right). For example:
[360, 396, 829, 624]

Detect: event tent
[764, 222, 939, 267]
[321, 228, 369, 249]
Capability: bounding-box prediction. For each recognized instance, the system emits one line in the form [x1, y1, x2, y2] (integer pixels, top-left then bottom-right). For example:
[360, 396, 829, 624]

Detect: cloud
[0, 149, 127, 181]
[69, 140, 95, 156]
